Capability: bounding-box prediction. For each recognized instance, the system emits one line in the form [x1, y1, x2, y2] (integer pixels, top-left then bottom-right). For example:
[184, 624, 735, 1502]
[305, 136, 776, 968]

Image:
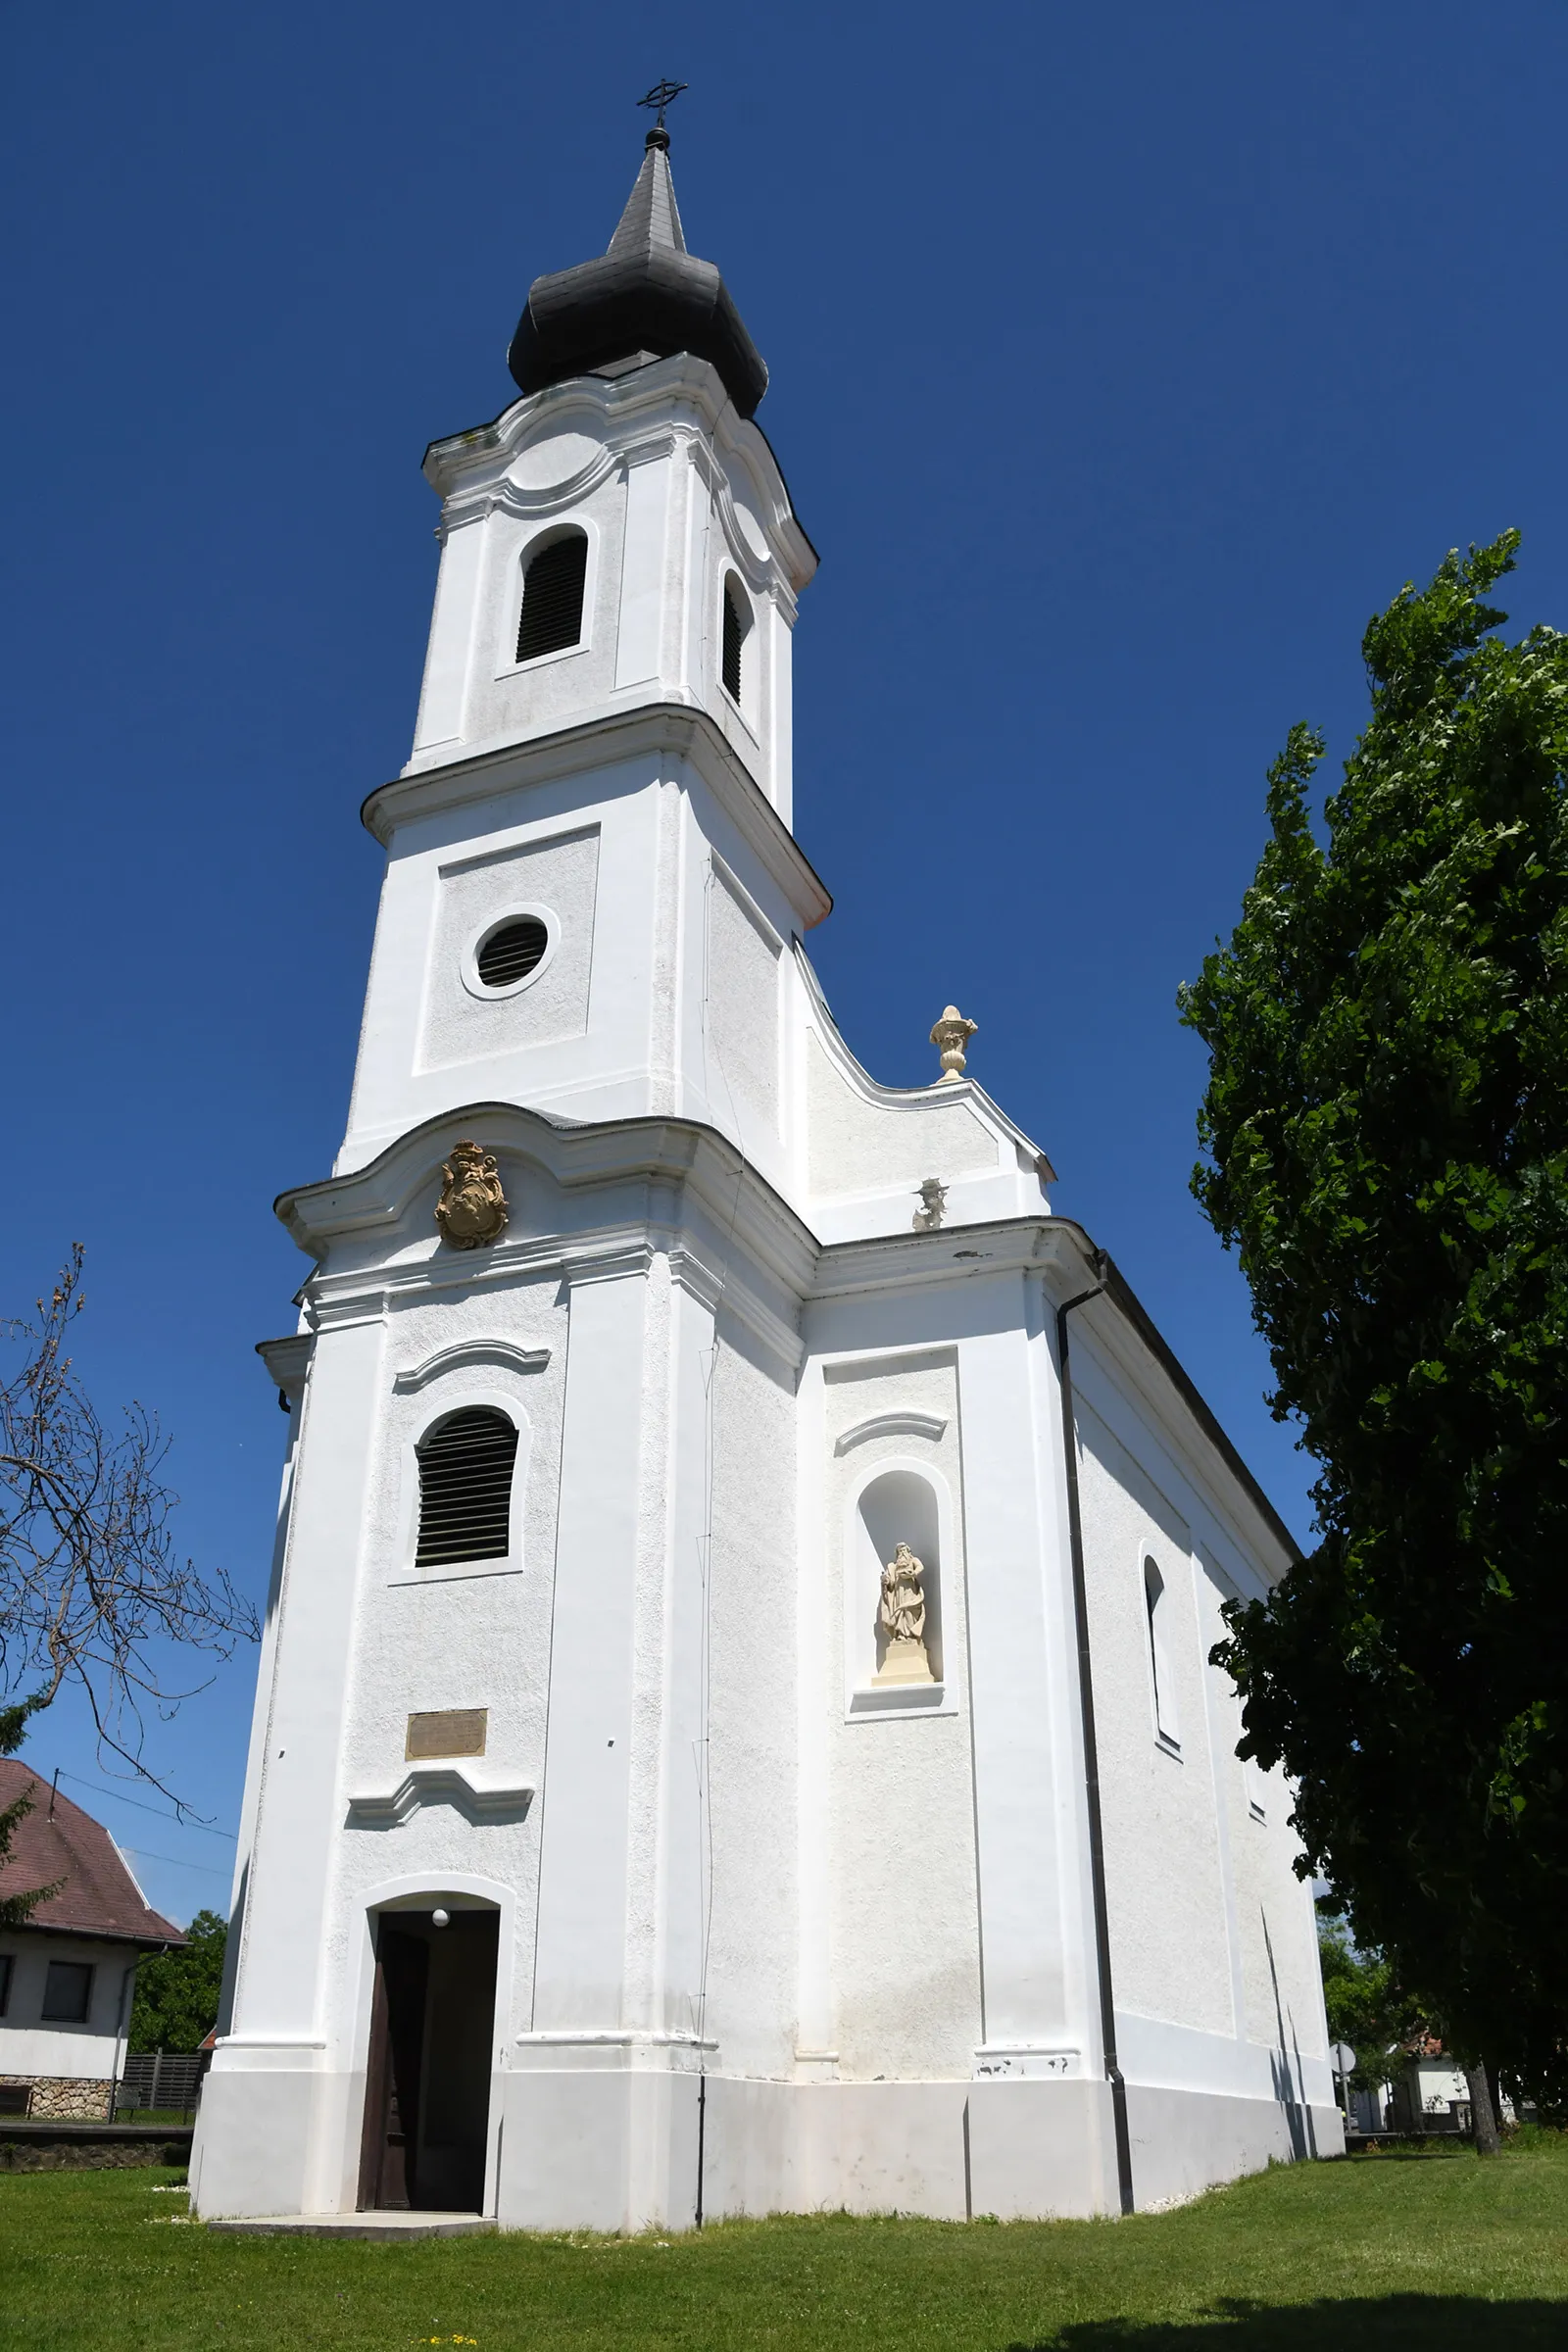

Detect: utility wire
[55, 1769, 236, 1838]
[120, 1847, 231, 1878]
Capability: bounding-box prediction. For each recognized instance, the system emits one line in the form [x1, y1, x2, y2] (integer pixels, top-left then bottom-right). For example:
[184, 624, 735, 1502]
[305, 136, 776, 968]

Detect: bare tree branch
[0, 1248, 259, 1817]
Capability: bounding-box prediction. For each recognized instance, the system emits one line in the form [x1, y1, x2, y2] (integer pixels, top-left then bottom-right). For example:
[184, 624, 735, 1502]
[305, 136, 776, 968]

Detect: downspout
[1056, 1261, 1135, 2217]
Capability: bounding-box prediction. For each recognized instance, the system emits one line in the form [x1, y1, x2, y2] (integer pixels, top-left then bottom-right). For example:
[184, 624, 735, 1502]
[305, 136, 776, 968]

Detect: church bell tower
[192, 103, 1333, 2237]
[338, 113, 824, 1202]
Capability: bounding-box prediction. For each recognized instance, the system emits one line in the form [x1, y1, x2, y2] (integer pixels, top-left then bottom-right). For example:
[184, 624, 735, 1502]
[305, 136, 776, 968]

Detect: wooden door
[358, 1924, 429, 2210]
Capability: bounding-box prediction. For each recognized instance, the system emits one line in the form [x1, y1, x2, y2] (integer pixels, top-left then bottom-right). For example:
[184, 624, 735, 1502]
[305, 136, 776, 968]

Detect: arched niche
[844, 1461, 955, 1715]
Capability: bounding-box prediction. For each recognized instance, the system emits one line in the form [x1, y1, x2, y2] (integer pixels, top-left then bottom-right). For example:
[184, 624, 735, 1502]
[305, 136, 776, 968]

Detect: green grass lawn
[2, 2139, 1565, 2350]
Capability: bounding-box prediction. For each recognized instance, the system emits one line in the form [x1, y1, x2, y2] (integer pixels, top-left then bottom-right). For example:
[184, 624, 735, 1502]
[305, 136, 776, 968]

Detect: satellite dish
[1332, 2042, 1356, 2075]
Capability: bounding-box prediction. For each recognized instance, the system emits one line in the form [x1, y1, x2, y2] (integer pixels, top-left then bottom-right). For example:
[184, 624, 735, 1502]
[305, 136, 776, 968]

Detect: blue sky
[5, 1, 1567, 1923]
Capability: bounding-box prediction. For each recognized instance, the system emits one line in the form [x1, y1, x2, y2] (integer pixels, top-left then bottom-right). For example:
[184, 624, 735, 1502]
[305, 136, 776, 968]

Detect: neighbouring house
[0, 1763, 184, 2120]
[1385, 2038, 1479, 2136]
[1349, 2036, 1521, 2137]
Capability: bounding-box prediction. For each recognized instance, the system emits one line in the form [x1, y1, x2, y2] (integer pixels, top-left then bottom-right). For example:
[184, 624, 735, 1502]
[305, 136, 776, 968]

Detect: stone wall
[0, 2129, 190, 2173]
[0, 2076, 113, 2121]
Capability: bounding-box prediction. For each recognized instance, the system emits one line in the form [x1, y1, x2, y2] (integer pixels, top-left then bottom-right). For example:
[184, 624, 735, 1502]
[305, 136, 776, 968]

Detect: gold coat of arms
[434, 1139, 509, 1249]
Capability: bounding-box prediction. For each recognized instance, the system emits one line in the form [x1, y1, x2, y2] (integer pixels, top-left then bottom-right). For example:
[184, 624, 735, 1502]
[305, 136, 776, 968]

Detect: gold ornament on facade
[929, 1004, 978, 1083]
[434, 1140, 509, 1249]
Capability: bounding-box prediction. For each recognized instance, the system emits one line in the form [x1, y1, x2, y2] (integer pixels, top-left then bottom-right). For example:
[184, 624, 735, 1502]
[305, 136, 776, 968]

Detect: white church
[191, 115, 1339, 2233]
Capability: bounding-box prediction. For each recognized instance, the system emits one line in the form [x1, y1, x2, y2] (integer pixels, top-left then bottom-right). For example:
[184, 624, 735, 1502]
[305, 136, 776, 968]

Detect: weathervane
[637, 78, 688, 130]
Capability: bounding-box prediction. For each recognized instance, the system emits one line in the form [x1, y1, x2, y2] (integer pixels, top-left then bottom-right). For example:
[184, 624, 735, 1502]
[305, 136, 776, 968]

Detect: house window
[415, 1407, 519, 1569]
[1145, 1556, 1180, 1750]
[515, 531, 587, 662]
[0, 1953, 12, 2015]
[720, 577, 750, 705]
[41, 1960, 94, 2023]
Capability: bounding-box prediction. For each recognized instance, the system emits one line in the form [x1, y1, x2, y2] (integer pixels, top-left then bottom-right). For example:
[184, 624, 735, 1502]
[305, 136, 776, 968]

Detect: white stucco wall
[821, 1353, 981, 2082]
[417, 823, 601, 1073]
[1067, 1322, 1332, 2149]
[703, 1323, 800, 2080]
[1077, 1401, 1236, 2037]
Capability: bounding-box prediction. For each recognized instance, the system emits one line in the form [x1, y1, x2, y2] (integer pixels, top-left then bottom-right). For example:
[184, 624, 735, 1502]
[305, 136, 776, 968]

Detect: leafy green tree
[1317, 1911, 1425, 2094]
[1180, 533, 1568, 2103]
[129, 1908, 227, 2051]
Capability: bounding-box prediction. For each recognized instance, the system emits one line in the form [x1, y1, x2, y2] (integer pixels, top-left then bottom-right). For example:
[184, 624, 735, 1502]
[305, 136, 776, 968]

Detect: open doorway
[359, 1906, 499, 2213]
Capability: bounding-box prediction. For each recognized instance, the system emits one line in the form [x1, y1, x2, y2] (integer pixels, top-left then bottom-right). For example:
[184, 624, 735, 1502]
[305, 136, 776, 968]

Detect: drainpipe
[1056, 1260, 1135, 2218]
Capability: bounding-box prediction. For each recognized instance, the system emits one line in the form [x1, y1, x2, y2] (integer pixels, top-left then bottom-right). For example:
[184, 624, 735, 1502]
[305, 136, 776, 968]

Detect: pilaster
[530, 1255, 651, 2029]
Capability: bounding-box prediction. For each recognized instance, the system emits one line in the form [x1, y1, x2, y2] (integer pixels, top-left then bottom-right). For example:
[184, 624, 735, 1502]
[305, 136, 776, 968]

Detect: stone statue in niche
[435, 1139, 510, 1249]
[874, 1542, 935, 1686]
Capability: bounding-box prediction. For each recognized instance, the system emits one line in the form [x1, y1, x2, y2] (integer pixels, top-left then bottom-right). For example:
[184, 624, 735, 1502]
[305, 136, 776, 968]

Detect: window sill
[387, 1556, 523, 1588]
[846, 1681, 955, 1722]
[495, 639, 590, 682]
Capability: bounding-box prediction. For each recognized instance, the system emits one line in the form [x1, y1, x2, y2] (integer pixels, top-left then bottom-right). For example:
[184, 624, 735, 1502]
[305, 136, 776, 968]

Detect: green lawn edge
[2, 2138, 1565, 2350]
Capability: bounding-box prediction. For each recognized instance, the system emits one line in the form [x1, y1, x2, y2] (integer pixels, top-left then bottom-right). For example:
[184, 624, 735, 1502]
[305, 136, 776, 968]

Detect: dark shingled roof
[0, 1760, 184, 1946]
[507, 128, 768, 419]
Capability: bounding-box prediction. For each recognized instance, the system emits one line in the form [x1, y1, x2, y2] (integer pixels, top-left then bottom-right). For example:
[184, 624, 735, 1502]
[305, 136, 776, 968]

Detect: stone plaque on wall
[405, 1707, 488, 1761]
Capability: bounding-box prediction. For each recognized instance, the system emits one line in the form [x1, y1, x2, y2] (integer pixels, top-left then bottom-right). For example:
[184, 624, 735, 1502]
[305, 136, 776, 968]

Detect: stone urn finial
[929, 1004, 978, 1084]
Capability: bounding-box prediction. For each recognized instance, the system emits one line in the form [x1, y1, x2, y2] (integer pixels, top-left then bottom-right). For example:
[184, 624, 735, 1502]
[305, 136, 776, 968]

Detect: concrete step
[205, 2211, 495, 2240]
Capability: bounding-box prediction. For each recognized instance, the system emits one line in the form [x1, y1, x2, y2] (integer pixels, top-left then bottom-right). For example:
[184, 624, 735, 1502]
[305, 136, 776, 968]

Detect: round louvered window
[475, 916, 550, 991]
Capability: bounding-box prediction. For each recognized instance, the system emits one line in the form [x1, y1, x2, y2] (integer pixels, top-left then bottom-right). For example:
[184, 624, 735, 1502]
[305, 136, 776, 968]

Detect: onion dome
[507, 127, 768, 418]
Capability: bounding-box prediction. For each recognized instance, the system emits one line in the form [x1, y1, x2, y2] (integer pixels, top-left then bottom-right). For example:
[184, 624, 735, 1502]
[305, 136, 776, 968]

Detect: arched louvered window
[416, 1407, 519, 1568]
[516, 531, 587, 663]
[721, 577, 750, 705]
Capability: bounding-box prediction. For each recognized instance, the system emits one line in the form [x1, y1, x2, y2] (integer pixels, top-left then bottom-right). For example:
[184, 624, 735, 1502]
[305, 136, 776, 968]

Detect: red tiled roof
[0, 1761, 185, 1946]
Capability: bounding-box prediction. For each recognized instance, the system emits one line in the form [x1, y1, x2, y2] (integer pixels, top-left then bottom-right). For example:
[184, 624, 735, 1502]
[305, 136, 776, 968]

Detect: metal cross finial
[637, 78, 688, 129]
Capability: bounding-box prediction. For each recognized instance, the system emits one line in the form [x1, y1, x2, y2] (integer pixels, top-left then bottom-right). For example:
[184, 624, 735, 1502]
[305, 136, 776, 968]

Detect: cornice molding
[279, 1104, 815, 1375]
[271, 1099, 1287, 1563]
[256, 1334, 314, 1401]
[666, 1242, 804, 1371]
[370, 703, 832, 933]
[811, 1217, 1072, 1302]
[421, 356, 816, 593]
[560, 1240, 657, 1288]
[436, 445, 623, 538]
[793, 942, 1050, 1170]
[1063, 1276, 1298, 1581]
[687, 431, 800, 617]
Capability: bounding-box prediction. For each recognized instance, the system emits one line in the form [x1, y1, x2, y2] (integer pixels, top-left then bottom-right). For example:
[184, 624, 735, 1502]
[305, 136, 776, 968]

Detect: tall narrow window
[515, 531, 587, 663]
[1144, 1557, 1180, 1749]
[721, 577, 749, 705]
[416, 1407, 519, 1568]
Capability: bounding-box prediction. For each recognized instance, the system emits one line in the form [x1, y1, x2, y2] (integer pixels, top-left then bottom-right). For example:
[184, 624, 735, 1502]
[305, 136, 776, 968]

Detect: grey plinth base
[206, 2211, 495, 2240]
